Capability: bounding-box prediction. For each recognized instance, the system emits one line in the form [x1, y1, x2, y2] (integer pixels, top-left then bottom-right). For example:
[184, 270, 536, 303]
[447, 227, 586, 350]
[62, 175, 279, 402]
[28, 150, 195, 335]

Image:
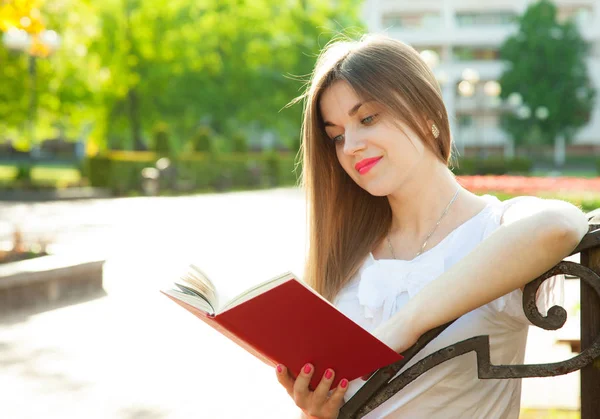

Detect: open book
[161, 265, 403, 390]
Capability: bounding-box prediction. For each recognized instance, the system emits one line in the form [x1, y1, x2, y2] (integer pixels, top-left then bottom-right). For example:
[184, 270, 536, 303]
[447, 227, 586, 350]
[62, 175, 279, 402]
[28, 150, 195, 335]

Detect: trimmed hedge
[86, 153, 155, 195]
[86, 151, 300, 195]
[451, 157, 533, 176]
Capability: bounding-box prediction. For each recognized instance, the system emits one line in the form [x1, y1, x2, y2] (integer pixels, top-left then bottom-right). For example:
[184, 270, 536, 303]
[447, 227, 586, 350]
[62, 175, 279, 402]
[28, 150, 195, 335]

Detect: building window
[458, 115, 473, 128]
[382, 13, 442, 29]
[557, 5, 593, 25]
[453, 47, 499, 61]
[456, 11, 516, 27]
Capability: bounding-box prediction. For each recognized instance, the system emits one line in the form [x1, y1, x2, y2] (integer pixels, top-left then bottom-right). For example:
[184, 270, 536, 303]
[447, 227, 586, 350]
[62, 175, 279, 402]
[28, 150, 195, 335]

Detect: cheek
[411, 136, 426, 155]
[335, 147, 351, 171]
[389, 132, 425, 163]
[335, 147, 360, 180]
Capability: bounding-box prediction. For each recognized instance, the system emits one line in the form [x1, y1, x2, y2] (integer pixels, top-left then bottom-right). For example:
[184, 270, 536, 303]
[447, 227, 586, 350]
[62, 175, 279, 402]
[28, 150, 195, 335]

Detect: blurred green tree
[93, 0, 364, 151]
[152, 121, 171, 155]
[1, 0, 364, 153]
[0, 0, 103, 150]
[189, 125, 214, 153]
[498, 0, 595, 165]
[0, 42, 27, 139]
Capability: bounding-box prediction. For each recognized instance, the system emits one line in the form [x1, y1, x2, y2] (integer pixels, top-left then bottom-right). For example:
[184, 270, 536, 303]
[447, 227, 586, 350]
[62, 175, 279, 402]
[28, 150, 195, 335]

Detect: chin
[358, 179, 395, 197]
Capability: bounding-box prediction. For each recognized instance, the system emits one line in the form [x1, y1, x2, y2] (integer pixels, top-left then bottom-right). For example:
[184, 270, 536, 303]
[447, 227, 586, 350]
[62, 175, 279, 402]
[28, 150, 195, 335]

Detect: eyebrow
[323, 102, 368, 127]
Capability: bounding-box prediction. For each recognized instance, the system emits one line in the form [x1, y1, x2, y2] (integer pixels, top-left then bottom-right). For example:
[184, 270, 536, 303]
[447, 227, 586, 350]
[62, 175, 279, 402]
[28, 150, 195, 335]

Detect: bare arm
[374, 198, 590, 353]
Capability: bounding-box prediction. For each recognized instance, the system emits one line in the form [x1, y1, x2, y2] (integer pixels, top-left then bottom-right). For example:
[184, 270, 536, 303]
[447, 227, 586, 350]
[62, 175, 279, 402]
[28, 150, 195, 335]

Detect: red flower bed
[456, 175, 600, 194]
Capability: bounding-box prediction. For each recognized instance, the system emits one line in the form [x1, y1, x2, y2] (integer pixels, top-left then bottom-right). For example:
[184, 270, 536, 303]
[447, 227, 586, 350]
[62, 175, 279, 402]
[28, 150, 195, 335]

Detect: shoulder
[498, 195, 588, 236]
[498, 195, 547, 225]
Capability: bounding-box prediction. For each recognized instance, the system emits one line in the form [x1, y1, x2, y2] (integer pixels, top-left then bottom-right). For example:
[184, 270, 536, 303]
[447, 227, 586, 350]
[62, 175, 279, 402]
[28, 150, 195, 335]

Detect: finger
[275, 364, 295, 397]
[312, 368, 335, 406]
[324, 378, 349, 415]
[292, 363, 315, 408]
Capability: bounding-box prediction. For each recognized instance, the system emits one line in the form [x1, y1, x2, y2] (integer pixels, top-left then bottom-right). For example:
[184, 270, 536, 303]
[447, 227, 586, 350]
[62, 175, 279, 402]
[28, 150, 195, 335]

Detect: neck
[387, 158, 462, 238]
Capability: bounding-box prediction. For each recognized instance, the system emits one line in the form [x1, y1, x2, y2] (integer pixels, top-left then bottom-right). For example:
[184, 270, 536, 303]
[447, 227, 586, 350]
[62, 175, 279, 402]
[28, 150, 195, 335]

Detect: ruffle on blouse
[357, 252, 446, 322]
[356, 195, 502, 324]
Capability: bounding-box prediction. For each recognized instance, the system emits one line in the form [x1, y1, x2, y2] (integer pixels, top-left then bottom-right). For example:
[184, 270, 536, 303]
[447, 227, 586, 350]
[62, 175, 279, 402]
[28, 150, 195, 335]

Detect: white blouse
[334, 194, 564, 419]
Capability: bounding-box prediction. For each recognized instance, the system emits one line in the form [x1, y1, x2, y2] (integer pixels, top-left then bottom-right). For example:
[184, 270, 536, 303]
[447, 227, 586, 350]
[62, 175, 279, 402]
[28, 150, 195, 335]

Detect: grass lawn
[0, 165, 17, 179]
[0, 165, 82, 187]
[531, 169, 598, 178]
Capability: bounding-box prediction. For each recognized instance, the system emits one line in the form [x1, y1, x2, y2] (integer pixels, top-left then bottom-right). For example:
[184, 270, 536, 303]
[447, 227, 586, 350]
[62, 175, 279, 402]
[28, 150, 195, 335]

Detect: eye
[332, 134, 345, 143]
[361, 114, 379, 125]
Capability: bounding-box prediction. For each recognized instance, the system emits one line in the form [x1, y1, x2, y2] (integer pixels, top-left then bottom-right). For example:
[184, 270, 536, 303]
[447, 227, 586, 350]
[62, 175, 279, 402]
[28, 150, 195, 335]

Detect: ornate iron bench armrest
[339, 225, 600, 419]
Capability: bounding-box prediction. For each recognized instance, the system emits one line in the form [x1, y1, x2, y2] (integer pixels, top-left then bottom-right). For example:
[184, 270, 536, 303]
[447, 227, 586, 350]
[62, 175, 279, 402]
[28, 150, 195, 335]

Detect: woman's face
[319, 80, 429, 197]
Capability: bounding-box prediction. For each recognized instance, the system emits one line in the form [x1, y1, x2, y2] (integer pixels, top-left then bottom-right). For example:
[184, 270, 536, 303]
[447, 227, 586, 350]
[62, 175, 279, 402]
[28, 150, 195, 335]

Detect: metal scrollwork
[339, 231, 600, 419]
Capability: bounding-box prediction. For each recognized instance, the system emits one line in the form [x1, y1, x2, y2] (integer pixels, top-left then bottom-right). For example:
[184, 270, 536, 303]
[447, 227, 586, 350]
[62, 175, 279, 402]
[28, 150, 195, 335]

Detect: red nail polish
[303, 364, 312, 374]
[340, 379, 348, 389]
[276, 365, 283, 373]
[325, 369, 333, 380]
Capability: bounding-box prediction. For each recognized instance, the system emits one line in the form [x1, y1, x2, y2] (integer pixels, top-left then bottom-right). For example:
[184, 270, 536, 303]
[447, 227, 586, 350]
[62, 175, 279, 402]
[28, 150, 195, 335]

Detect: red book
[161, 266, 403, 390]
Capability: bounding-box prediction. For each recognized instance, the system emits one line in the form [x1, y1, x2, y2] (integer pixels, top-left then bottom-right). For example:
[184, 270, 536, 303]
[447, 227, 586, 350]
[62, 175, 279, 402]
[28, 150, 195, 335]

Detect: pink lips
[355, 156, 383, 175]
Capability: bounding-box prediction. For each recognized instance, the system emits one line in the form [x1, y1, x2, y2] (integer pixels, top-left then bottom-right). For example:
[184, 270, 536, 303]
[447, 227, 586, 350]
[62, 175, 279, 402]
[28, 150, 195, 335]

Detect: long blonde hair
[298, 35, 453, 301]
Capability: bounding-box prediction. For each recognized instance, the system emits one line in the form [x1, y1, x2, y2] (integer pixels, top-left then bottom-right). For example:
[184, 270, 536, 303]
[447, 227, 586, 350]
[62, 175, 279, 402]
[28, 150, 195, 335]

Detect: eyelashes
[361, 113, 379, 125]
[329, 113, 380, 143]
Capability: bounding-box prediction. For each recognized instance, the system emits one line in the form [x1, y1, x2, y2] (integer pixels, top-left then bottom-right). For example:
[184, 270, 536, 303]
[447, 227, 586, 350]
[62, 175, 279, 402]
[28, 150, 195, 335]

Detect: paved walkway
[1, 189, 305, 419]
[0, 189, 582, 418]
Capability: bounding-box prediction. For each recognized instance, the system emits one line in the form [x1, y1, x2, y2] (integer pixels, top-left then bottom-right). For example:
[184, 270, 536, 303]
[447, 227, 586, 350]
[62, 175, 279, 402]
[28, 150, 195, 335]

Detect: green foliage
[189, 125, 214, 153]
[451, 157, 533, 175]
[86, 151, 155, 194]
[264, 150, 281, 185]
[86, 151, 300, 194]
[230, 131, 249, 153]
[15, 165, 32, 185]
[0, 164, 82, 189]
[211, 134, 228, 154]
[85, 156, 112, 187]
[499, 0, 596, 147]
[0, 49, 27, 133]
[92, 0, 365, 150]
[0, 0, 102, 147]
[0, 0, 365, 154]
[152, 122, 171, 155]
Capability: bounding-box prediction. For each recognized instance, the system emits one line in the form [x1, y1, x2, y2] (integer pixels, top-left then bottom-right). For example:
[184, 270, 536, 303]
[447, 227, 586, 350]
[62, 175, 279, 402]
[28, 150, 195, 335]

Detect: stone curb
[0, 254, 105, 314]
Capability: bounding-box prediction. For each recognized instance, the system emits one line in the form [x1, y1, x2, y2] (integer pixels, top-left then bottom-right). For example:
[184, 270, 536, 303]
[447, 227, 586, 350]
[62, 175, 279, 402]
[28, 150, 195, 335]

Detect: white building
[362, 0, 600, 160]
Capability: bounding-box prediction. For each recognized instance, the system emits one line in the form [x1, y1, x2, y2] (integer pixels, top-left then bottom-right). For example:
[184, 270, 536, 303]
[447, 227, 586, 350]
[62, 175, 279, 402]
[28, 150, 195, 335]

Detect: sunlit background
[1, 0, 599, 418]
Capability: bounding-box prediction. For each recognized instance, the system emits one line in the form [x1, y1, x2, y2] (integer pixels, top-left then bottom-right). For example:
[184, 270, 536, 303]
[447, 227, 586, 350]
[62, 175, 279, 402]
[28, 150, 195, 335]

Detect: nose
[342, 129, 367, 155]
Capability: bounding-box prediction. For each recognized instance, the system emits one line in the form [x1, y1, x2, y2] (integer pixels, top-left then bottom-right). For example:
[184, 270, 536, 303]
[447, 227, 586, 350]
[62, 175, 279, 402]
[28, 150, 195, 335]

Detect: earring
[431, 123, 440, 139]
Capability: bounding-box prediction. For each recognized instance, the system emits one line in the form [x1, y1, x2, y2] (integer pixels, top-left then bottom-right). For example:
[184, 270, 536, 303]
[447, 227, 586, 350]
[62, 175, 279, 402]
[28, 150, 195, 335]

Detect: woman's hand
[275, 363, 349, 419]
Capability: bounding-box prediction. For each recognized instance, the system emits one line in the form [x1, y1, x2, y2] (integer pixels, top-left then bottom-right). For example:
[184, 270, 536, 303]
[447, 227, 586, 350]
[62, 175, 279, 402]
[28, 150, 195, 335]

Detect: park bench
[339, 210, 600, 419]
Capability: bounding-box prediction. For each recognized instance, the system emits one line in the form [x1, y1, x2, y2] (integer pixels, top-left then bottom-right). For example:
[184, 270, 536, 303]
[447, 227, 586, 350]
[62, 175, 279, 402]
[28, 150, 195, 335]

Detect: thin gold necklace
[387, 187, 460, 259]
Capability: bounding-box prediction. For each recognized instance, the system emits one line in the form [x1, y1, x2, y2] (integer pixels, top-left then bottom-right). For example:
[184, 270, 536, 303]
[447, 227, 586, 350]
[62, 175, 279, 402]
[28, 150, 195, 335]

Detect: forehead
[319, 80, 363, 120]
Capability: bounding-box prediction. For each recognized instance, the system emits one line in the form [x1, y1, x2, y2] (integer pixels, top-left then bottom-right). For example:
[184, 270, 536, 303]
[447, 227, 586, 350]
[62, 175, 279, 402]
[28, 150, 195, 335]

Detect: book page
[174, 264, 220, 310]
[162, 288, 215, 314]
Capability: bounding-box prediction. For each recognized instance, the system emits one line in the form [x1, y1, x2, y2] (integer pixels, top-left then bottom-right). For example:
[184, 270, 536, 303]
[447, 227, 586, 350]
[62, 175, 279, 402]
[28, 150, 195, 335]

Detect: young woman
[275, 35, 589, 419]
